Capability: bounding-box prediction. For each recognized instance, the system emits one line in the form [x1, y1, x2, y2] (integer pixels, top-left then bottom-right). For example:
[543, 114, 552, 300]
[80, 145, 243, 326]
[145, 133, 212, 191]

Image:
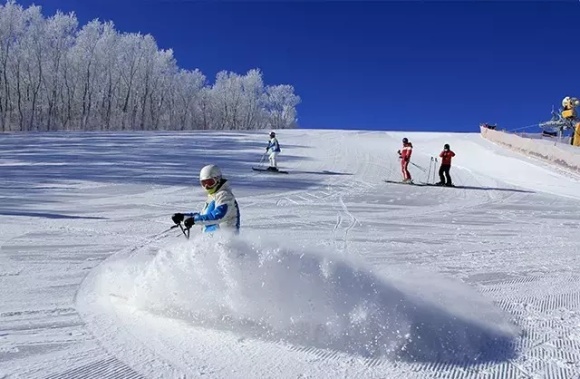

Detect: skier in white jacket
[171, 164, 240, 234]
[265, 131, 281, 171]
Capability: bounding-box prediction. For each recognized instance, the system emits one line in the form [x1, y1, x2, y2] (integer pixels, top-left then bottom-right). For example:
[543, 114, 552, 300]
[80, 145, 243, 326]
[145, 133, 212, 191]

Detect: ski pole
[411, 162, 427, 173]
[258, 153, 268, 168]
[431, 159, 434, 183]
[167, 222, 190, 239]
[159, 224, 181, 234]
[432, 158, 438, 183]
[179, 223, 191, 239]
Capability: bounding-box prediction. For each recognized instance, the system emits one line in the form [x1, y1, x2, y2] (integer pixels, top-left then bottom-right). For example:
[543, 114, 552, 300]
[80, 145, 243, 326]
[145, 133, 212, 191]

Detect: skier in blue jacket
[266, 131, 281, 171]
[171, 164, 240, 234]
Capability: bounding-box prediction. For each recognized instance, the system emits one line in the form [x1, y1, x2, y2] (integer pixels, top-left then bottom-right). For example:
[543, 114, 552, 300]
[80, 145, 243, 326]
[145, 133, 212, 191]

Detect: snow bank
[480, 126, 580, 172]
[99, 233, 519, 363]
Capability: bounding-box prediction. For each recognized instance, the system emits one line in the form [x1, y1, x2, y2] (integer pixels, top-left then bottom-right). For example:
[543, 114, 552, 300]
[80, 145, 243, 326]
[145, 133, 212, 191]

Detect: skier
[397, 137, 413, 183]
[171, 164, 240, 234]
[265, 131, 281, 171]
[437, 144, 455, 186]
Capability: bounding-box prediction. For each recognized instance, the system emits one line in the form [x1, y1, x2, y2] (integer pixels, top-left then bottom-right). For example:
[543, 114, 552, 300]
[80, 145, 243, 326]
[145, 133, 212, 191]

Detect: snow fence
[480, 126, 580, 172]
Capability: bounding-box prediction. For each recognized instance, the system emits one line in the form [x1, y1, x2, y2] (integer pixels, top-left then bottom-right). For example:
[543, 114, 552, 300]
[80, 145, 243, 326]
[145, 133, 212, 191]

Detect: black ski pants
[439, 164, 452, 185]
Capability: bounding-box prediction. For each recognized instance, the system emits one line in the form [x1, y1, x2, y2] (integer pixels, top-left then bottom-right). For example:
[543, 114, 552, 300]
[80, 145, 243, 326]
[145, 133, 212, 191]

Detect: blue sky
[16, 0, 580, 132]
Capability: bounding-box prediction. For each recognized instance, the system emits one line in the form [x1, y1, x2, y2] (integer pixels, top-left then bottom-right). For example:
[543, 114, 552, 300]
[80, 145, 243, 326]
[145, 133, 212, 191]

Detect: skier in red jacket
[397, 138, 413, 183]
[437, 144, 455, 186]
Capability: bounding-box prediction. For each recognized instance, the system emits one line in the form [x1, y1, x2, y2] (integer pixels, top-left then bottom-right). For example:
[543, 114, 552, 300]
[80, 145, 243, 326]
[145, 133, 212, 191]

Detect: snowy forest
[0, 1, 301, 132]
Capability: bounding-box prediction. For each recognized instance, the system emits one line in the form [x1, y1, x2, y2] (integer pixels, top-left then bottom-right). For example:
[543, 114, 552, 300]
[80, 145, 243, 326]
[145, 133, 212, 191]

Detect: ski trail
[45, 357, 145, 379]
[334, 195, 359, 254]
[330, 133, 370, 255]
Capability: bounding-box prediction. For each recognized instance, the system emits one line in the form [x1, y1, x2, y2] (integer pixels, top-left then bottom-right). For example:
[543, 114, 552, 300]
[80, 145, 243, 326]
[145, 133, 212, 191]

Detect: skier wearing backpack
[171, 164, 240, 234]
[266, 131, 281, 171]
[437, 144, 455, 186]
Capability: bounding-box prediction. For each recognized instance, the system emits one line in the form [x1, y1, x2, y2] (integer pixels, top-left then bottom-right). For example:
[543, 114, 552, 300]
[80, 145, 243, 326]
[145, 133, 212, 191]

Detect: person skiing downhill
[397, 137, 413, 183]
[171, 164, 240, 234]
[266, 131, 281, 171]
[437, 144, 455, 186]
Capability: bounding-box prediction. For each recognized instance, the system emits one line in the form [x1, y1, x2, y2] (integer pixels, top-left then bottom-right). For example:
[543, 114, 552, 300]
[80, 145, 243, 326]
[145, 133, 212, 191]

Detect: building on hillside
[480, 122, 497, 130]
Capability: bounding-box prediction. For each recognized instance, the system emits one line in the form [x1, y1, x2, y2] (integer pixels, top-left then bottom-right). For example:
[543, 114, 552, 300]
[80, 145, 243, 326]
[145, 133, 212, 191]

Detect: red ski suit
[398, 142, 413, 180]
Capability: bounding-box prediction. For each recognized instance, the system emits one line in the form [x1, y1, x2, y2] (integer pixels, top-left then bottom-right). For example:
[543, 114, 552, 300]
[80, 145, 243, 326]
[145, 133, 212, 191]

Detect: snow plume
[101, 233, 520, 363]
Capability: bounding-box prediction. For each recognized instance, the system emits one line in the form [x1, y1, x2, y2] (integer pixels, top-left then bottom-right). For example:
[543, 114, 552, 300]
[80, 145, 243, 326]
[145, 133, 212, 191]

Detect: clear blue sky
[17, 0, 580, 132]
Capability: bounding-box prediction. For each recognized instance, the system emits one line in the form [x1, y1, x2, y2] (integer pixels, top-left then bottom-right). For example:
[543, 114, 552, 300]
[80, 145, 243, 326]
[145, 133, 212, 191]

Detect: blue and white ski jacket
[267, 137, 281, 153]
[186, 180, 240, 234]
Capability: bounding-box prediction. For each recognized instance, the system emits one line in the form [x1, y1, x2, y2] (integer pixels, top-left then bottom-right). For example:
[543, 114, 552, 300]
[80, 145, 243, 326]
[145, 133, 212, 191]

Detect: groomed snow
[2, 130, 580, 378]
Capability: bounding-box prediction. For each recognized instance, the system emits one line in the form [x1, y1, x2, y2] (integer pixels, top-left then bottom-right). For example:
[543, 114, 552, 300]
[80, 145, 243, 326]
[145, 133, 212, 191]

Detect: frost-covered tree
[0, 1, 301, 132]
[264, 84, 301, 130]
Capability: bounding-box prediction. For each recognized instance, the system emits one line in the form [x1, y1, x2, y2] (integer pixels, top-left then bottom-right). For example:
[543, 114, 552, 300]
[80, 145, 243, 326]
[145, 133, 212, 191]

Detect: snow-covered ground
[2, 130, 580, 378]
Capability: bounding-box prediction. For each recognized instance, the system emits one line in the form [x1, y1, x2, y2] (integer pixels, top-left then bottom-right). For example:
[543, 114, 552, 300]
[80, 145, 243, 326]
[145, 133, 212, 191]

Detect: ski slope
[2, 130, 580, 378]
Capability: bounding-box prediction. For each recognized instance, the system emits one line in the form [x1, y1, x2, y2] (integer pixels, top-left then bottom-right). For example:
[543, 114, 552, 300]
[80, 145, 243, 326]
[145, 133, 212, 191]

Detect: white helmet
[199, 164, 222, 193]
[563, 96, 571, 108]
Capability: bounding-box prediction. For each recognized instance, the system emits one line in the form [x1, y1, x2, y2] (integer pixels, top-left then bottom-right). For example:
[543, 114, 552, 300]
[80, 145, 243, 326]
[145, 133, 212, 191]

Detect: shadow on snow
[0, 210, 106, 220]
[0, 132, 320, 193]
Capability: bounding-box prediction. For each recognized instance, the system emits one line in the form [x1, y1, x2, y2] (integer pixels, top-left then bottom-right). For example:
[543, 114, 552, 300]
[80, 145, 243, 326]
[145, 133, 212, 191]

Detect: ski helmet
[444, 143, 450, 150]
[402, 137, 408, 144]
[563, 96, 571, 108]
[199, 164, 222, 194]
[270, 131, 276, 138]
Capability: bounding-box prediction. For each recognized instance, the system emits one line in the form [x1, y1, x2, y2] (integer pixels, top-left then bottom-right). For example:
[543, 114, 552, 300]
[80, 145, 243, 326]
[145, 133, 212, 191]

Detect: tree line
[0, 1, 301, 132]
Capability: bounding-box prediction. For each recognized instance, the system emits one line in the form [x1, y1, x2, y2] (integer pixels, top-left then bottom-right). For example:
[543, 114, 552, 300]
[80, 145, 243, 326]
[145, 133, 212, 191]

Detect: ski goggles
[200, 178, 218, 189]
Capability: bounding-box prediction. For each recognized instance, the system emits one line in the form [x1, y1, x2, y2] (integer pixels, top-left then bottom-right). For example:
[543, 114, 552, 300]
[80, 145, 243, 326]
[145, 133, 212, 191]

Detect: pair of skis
[252, 152, 289, 174]
[384, 180, 455, 188]
[387, 156, 449, 186]
[252, 167, 289, 174]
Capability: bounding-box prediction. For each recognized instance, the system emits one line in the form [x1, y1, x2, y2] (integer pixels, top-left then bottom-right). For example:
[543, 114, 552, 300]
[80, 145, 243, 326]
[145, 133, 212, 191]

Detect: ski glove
[172, 213, 184, 224]
[184, 217, 195, 229]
